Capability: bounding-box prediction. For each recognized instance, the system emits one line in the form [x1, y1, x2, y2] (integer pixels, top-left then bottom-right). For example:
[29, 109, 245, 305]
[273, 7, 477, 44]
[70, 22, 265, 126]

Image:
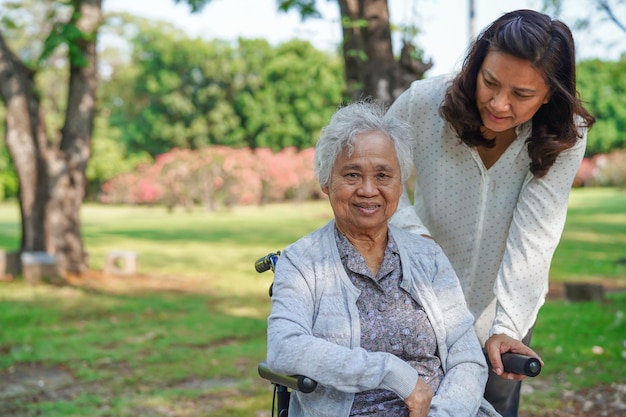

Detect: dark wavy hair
[439, 9, 595, 178]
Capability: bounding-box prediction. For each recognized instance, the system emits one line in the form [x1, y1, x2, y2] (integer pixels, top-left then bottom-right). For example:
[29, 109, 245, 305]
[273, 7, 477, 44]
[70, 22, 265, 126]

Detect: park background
[0, 0, 624, 416]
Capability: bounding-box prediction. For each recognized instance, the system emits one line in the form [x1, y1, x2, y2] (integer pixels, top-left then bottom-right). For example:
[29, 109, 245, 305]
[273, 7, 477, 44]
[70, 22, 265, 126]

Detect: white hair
[314, 100, 414, 188]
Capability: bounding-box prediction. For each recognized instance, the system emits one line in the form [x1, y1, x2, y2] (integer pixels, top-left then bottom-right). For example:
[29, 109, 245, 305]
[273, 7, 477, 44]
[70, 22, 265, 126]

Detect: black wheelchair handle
[258, 361, 318, 394]
[255, 252, 280, 273]
[255, 251, 281, 297]
[483, 349, 542, 377]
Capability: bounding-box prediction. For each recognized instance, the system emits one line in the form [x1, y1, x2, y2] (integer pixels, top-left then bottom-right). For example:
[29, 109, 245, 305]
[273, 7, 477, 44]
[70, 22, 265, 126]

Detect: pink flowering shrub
[254, 147, 322, 203]
[99, 146, 321, 209]
[574, 150, 626, 187]
[99, 161, 164, 204]
[591, 150, 626, 186]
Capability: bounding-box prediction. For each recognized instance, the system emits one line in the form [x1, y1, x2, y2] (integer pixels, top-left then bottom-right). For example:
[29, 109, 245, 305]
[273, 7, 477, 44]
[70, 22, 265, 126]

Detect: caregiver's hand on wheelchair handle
[404, 378, 433, 417]
[485, 334, 544, 381]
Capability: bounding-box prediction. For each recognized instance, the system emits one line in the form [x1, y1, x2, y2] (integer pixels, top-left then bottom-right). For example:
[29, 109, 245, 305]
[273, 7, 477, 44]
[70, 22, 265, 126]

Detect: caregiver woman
[386, 9, 595, 417]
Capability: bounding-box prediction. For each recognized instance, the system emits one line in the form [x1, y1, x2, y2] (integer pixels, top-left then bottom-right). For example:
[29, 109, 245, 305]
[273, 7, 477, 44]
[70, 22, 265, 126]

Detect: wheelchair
[255, 251, 541, 417]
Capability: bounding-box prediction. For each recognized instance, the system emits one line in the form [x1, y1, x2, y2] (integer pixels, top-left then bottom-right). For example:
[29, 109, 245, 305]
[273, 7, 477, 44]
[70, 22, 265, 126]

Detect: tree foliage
[577, 58, 626, 154]
[100, 16, 344, 156]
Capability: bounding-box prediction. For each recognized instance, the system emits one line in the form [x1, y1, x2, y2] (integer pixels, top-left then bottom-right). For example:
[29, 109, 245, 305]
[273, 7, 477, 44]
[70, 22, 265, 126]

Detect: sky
[103, 0, 622, 77]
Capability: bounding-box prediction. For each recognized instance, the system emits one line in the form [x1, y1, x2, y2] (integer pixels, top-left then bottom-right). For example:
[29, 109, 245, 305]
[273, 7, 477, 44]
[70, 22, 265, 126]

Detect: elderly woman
[266, 101, 500, 417]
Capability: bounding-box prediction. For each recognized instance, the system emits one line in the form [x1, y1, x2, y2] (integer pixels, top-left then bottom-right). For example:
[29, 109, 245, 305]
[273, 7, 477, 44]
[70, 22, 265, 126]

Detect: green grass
[0, 188, 624, 416]
[81, 202, 334, 283]
[522, 292, 626, 412]
[550, 187, 626, 283]
[0, 200, 333, 417]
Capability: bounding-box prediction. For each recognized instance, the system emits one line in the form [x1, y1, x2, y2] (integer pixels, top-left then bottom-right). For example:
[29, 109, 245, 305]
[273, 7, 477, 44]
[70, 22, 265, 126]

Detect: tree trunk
[0, 0, 102, 277]
[53, 0, 102, 274]
[337, 0, 432, 106]
[0, 37, 50, 253]
[338, 0, 367, 101]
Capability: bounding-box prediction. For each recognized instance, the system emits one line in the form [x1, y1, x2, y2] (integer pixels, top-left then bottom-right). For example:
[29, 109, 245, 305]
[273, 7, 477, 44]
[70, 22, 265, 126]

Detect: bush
[99, 146, 321, 209]
[575, 149, 626, 187]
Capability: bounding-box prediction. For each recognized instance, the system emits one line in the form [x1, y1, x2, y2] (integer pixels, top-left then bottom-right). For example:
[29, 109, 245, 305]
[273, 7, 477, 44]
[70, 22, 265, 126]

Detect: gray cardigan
[267, 220, 500, 417]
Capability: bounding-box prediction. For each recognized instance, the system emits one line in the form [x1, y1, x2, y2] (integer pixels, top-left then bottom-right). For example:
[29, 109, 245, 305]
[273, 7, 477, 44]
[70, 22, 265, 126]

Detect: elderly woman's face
[322, 131, 403, 238]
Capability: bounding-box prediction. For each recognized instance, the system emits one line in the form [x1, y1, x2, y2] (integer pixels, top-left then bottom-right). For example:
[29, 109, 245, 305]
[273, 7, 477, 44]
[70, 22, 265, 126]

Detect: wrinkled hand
[404, 378, 433, 417]
[485, 334, 544, 381]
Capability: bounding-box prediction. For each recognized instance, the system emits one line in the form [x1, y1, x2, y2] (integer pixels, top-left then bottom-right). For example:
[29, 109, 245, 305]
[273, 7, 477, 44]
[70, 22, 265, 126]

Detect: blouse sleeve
[490, 129, 587, 339]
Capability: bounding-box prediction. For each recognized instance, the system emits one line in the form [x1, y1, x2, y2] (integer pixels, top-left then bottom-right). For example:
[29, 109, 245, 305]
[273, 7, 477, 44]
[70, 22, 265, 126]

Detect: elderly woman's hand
[404, 378, 433, 417]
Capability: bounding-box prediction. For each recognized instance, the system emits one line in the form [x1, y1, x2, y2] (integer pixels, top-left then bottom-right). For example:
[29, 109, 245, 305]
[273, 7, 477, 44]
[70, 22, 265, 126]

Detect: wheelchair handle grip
[255, 252, 280, 273]
[501, 352, 542, 377]
[258, 361, 318, 394]
[483, 349, 542, 377]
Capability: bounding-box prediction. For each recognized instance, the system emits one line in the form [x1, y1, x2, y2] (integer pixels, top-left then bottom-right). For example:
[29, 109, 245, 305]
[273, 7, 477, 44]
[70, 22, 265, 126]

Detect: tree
[279, 0, 432, 105]
[541, 0, 626, 54]
[0, 0, 209, 278]
[0, 0, 101, 276]
[576, 58, 626, 154]
[539, 1, 626, 153]
[101, 16, 343, 155]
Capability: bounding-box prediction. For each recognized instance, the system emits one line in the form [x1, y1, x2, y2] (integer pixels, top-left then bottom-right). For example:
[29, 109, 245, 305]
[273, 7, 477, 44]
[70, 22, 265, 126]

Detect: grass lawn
[550, 187, 626, 284]
[0, 187, 624, 416]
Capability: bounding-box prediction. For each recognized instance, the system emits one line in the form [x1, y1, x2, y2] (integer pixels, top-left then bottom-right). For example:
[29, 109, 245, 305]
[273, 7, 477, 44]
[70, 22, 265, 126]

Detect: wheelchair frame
[255, 252, 317, 417]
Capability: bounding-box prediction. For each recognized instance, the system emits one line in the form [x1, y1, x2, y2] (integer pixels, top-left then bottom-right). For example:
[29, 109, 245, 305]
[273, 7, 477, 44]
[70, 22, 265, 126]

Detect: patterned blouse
[335, 228, 443, 416]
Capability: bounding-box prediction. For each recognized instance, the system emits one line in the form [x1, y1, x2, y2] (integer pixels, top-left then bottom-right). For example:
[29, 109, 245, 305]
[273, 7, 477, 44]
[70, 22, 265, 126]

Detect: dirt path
[519, 381, 626, 417]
